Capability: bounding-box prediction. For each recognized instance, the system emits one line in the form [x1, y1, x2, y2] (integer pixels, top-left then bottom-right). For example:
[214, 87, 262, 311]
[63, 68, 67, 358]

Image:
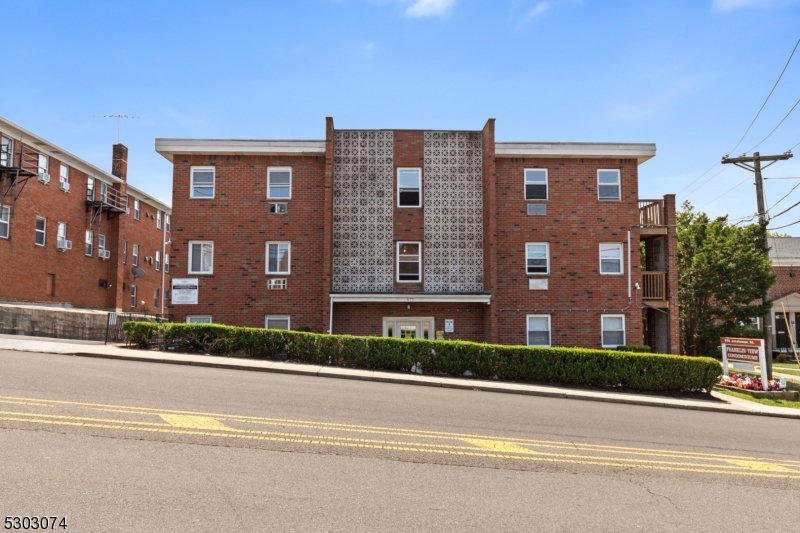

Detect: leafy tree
[678, 201, 774, 356]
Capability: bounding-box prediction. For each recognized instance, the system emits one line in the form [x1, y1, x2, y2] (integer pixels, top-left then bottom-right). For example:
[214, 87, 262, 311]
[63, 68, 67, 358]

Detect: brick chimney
[112, 143, 128, 182]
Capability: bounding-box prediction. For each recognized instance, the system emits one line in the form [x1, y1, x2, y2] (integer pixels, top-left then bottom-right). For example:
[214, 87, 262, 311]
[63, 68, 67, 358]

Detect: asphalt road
[1, 349, 798, 532]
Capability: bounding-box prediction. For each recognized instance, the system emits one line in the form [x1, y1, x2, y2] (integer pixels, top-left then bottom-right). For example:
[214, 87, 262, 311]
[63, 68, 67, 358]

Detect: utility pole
[721, 151, 794, 379]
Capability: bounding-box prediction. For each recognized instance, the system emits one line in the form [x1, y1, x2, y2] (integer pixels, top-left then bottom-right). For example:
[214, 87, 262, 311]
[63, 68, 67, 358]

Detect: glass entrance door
[383, 317, 434, 340]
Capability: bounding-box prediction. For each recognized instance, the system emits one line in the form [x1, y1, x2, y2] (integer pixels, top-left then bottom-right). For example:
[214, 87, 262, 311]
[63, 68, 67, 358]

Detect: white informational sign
[444, 319, 454, 333]
[172, 278, 199, 305]
[721, 337, 768, 391]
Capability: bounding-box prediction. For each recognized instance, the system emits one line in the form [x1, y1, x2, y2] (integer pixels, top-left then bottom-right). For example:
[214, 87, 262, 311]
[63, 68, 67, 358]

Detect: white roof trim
[127, 184, 171, 213]
[495, 142, 656, 164]
[330, 293, 491, 304]
[155, 138, 326, 161]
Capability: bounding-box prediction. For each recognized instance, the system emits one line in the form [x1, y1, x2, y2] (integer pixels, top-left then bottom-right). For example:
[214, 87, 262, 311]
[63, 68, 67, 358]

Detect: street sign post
[720, 337, 768, 391]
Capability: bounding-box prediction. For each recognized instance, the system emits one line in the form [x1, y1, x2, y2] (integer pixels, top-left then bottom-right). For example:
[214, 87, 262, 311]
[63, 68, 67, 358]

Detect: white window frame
[165, 214, 171, 233]
[265, 315, 291, 330]
[597, 169, 621, 201]
[154, 288, 160, 309]
[0, 136, 12, 167]
[132, 243, 139, 266]
[35, 216, 46, 247]
[397, 241, 422, 283]
[524, 169, 548, 201]
[0, 206, 10, 239]
[190, 166, 215, 199]
[134, 198, 140, 220]
[599, 243, 624, 275]
[98, 234, 106, 255]
[188, 240, 214, 275]
[267, 167, 292, 200]
[59, 164, 69, 185]
[156, 210, 162, 229]
[526, 315, 552, 347]
[155, 251, 161, 272]
[87, 177, 95, 201]
[525, 242, 550, 275]
[601, 315, 626, 348]
[123, 241, 127, 264]
[186, 315, 212, 324]
[397, 168, 422, 208]
[57, 222, 67, 242]
[265, 242, 291, 275]
[165, 253, 170, 273]
[38, 154, 49, 174]
[85, 230, 93, 256]
[130, 285, 137, 308]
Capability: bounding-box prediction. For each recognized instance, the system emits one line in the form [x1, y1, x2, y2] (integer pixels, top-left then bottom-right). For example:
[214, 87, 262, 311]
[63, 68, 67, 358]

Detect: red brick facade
[159, 118, 678, 352]
[0, 118, 170, 313]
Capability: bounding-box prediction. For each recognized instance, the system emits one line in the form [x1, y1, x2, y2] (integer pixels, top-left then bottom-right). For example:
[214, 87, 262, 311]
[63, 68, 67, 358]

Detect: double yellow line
[0, 395, 797, 479]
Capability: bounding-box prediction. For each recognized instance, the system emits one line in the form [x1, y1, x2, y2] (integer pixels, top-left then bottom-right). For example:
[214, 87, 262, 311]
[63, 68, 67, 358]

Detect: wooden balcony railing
[642, 271, 666, 300]
[639, 199, 665, 227]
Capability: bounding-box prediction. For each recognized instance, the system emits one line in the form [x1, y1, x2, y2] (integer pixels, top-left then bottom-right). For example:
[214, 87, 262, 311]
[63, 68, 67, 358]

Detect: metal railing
[639, 199, 665, 227]
[87, 182, 128, 211]
[105, 312, 167, 345]
[641, 271, 666, 300]
[0, 141, 41, 174]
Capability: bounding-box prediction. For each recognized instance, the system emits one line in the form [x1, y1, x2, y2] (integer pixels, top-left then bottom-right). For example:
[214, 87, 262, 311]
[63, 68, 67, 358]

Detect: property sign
[171, 278, 199, 305]
[444, 319, 454, 333]
[720, 337, 768, 390]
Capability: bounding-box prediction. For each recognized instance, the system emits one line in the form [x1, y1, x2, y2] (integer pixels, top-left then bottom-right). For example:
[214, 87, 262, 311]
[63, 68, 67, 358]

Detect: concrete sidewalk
[1, 334, 798, 420]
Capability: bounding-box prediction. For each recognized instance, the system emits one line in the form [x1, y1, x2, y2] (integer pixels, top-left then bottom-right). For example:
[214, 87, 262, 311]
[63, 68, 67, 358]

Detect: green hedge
[614, 345, 652, 353]
[122, 322, 721, 392]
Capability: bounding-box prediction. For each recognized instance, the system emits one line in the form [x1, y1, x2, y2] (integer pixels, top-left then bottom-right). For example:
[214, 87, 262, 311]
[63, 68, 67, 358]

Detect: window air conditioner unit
[56, 239, 72, 252]
[100, 250, 111, 260]
[268, 278, 287, 290]
[38, 172, 50, 184]
[59, 181, 70, 192]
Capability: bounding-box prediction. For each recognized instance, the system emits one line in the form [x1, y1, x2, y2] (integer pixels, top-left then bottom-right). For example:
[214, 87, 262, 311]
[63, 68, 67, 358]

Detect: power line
[764, 176, 800, 180]
[698, 175, 752, 209]
[766, 181, 800, 211]
[768, 197, 800, 220]
[769, 218, 800, 230]
[682, 165, 730, 199]
[745, 96, 800, 153]
[678, 38, 800, 196]
[730, 38, 800, 155]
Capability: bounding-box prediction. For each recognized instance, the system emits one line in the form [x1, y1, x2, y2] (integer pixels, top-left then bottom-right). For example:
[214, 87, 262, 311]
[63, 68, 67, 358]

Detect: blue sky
[3, 0, 800, 231]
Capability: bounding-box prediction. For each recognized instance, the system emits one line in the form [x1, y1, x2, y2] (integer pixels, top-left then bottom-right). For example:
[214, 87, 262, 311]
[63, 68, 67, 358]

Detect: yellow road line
[160, 415, 233, 431]
[2, 394, 799, 468]
[1, 414, 799, 480]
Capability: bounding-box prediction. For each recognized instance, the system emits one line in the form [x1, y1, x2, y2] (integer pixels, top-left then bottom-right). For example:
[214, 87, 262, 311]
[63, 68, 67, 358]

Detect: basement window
[265, 316, 290, 330]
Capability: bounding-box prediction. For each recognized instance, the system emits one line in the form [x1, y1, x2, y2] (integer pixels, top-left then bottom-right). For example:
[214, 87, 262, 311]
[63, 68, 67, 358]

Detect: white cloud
[712, 0, 796, 12]
[515, 0, 581, 28]
[405, 0, 456, 17]
[361, 42, 377, 56]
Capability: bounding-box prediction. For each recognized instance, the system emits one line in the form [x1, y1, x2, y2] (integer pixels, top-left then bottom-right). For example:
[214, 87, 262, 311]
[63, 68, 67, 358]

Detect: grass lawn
[772, 363, 800, 378]
[715, 379, 800, 410]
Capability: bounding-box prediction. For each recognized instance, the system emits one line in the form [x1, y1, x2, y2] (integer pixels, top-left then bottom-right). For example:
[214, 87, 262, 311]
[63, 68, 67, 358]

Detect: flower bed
[719, 373, 784, 391]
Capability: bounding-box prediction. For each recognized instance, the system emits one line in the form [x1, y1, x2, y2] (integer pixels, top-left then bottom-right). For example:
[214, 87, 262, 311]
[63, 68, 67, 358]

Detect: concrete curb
[3, 336, 798, 420]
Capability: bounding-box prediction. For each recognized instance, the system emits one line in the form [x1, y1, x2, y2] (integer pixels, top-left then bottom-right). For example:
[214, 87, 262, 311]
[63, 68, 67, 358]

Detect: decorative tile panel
[423, 131, 484, 292]
[332, 131, 394, 292]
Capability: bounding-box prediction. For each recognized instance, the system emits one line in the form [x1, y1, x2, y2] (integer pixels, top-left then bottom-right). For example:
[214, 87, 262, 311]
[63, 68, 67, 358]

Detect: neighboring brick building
[156, 118, 679, 352]
[0, 116, 171, 314]
[767, 237, 800, 352]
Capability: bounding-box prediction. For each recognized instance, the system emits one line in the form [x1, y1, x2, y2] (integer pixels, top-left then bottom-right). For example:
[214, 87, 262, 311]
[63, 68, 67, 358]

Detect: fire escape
[86, 178, 127, 231]
[0, 138, 40, 218]
[639, 199, 672, 352]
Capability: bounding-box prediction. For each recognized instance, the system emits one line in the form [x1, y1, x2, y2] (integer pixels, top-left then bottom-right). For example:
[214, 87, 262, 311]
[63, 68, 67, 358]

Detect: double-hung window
[98, 234, 106, 256]
[60, 164, 69, 187]
[165, 214, 171, 233]
[130, 285, 137, 308]
[398, 168, 421, 207]
[123, 241, 127, 264]
[133, 199, 140, 220]
[155, 251, 161, 271]
[99, 182, 108, 204]
[156, 210, 162, 229]
[601, 315, 625, 348]
[164, 253, 170, 273]
[189, 241, 214, 274]
[267, 168, 291, 199]
[38, 154, 49, 176]
[265, 316, 290, 330]
[598, 170, 621, 201]
[87, 177, 95, 201]
[526, 243, 549, 275]
[186, 316, 212, 324]
[85, 230, 93, 256]
[132, 244, 139, 266]
[35, 217, 46, 246]
[191, 167, 215, 198]
[599, 243, 623, 274]
[266, 242, 290, 274]
[57, 222, 66, 244]
[524, 169, 548, 200]
[0, 206, 10, 239]
[397, 242, 421, 282]
[0, 136, 12, 167]
[527, 315, 551, 347]
[154, 288, 160, 309]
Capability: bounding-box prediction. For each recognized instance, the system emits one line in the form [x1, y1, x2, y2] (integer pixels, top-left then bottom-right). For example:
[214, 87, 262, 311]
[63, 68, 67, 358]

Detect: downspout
[627, 230, 631, 299]
[329, 297, 334, 335]
[160, 219, 167, 317]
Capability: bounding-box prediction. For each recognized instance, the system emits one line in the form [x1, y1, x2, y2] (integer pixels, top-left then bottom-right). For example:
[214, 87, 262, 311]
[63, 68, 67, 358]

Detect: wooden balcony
[642, 271, 668, 307]
[639, 199, 667, 236]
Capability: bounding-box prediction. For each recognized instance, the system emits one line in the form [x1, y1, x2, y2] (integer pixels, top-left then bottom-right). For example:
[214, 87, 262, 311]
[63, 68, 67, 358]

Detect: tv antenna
[96, 114, 139, 143]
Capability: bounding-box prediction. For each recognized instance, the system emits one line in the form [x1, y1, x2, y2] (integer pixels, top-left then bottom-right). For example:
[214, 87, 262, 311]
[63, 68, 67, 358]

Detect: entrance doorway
[383, 317, 435, 340]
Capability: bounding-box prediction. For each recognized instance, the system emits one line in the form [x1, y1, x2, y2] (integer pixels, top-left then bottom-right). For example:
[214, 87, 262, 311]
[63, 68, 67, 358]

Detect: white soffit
[155, 138, 326, 161]
[495, 142, 656, 164]
[330, 293, 492, 304]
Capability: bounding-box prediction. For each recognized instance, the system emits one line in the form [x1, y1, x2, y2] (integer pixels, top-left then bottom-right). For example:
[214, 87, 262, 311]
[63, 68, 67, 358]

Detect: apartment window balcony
[639, 199, 667, 235]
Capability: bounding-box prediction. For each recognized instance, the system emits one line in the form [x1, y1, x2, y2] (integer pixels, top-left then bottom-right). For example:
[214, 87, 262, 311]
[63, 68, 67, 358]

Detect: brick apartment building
[767, 237, 800, 353]
[156, 118, 679, 353]
[0, 116, 171, 314]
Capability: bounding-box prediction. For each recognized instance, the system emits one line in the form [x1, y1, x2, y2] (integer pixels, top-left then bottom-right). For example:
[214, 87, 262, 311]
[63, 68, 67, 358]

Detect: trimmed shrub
[615, 345, 652, 353]
[121, 322, 721, 392]
[123, 321, 161, 349]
